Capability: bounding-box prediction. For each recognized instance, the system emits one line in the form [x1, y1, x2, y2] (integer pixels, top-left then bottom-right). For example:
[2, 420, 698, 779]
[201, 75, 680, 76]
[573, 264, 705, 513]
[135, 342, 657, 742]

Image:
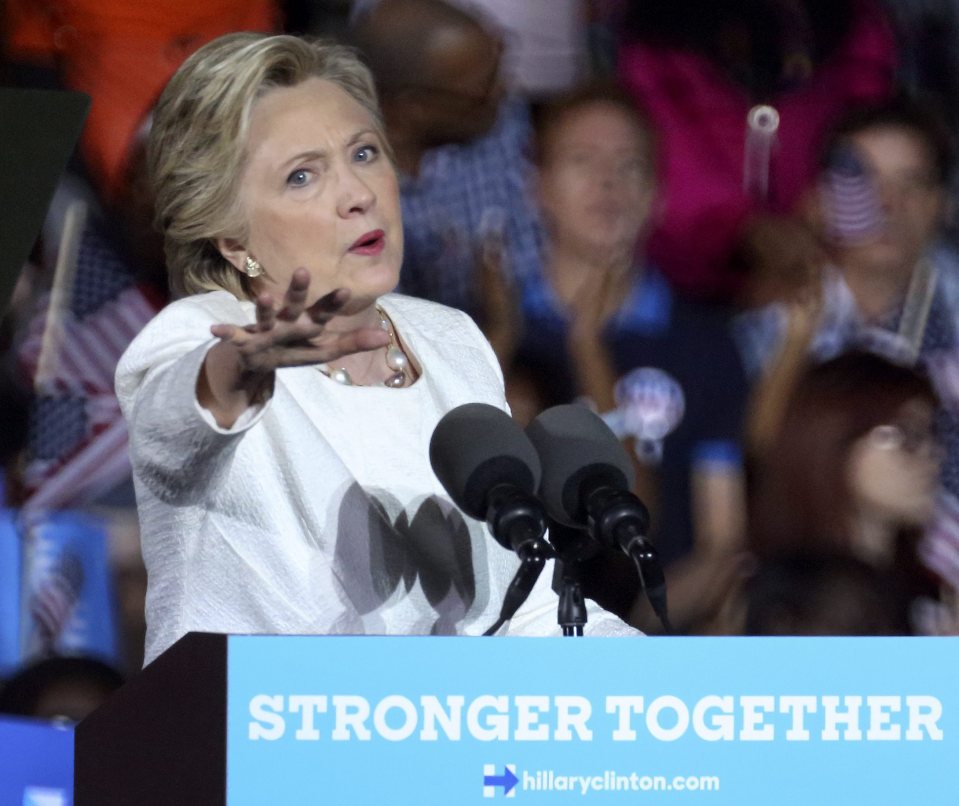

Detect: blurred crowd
[4, 0, 959, 721]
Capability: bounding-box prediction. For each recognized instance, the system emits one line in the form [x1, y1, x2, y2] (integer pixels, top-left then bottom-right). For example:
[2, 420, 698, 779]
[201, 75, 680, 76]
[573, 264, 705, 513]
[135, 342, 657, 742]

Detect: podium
[75, 633, 227, 805]
[76, 633, 959, 805]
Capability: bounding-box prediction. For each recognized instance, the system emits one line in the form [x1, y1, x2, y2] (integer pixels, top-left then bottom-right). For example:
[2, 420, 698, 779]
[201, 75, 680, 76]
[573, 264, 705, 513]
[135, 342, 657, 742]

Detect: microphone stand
[554, 561, 586, 636]
[548, 521, 594, 637]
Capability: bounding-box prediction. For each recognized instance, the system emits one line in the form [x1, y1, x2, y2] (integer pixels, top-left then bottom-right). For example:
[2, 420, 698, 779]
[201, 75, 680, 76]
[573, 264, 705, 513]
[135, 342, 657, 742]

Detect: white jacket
[116, 291, 633, 664]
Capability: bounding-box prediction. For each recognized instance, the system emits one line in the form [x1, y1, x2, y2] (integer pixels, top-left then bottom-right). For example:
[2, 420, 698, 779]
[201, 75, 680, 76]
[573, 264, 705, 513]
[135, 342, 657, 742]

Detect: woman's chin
[360, 258, 401, 290]
[337, 265, 400, 307]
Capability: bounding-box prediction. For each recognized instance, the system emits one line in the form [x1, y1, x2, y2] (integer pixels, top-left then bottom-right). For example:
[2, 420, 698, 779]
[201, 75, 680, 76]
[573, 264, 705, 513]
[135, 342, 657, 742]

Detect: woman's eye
[354, 144, 379, 163]
[287, 169, 310, 187]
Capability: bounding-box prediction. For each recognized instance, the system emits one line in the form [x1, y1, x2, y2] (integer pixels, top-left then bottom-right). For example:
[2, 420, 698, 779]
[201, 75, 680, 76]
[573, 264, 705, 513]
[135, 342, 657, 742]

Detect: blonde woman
[117, 33, 633, 665]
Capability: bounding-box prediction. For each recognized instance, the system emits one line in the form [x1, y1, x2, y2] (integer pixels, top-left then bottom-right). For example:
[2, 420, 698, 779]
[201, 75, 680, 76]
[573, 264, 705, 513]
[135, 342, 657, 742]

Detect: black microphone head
[526, 404, 635, 527]
[429, 403, 542, 520]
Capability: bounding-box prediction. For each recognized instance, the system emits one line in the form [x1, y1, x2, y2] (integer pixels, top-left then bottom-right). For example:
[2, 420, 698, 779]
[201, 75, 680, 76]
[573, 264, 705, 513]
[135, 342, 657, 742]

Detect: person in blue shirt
[493, 83, 750, 633]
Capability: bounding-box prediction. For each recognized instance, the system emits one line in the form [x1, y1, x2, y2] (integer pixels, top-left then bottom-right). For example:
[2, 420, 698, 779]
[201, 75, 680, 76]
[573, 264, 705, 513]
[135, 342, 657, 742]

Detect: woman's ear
[216, 237, 248, 273]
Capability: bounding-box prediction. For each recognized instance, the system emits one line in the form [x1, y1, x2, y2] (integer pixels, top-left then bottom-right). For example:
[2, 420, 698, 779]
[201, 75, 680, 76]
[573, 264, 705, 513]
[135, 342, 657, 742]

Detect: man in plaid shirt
[352, 0, 544, 320]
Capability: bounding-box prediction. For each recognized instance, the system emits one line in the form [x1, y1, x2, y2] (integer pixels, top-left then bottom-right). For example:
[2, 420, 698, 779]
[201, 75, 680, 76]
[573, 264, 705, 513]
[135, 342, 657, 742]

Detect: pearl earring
[244, 256, 263, 278]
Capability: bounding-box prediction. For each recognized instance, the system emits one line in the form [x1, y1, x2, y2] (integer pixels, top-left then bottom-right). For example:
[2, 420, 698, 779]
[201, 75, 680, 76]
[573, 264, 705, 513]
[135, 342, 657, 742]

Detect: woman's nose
[337, 166, 376, 216]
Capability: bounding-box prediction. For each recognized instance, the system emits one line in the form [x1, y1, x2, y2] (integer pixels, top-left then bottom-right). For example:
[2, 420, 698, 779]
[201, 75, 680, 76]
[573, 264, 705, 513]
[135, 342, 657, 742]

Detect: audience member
[350, 0, 543, 320]
[617, 0, 896, 302]
[452, 0, 590, 100]
[0, 0, 60, 87]
[888, 1, 959, 246]
[740, 551, 912, 636]
[737, 98, 959, 598]
[497, 84, 749, 632]
[0, 655, 123, 723]
[749, 351, 947, 631]
[0, 1, 279, 206]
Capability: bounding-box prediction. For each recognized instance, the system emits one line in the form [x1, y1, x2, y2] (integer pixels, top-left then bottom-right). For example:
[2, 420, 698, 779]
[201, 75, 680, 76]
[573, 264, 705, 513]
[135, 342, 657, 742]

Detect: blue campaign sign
[0, 716, 73, 806]
[20, 510, 119, 666]
[226, 636, 958, 804]
[0, 510, 21, 676]
[0, 508, 120, 675]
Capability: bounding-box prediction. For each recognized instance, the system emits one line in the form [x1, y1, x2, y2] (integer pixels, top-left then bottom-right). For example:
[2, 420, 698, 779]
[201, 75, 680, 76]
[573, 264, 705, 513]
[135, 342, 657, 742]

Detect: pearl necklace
[321, 305, 411, 388]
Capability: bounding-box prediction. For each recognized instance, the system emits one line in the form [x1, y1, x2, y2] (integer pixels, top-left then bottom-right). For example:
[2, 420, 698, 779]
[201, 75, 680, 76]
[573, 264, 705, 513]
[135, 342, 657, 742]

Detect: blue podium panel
[226, 636, 958, 805]
[0, 716, 73, 806]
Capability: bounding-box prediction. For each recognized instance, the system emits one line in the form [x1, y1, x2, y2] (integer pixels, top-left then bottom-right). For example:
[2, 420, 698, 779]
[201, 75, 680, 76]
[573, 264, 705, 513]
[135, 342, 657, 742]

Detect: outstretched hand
[210, 267, 389, 374]
[199, 268, 389, 427]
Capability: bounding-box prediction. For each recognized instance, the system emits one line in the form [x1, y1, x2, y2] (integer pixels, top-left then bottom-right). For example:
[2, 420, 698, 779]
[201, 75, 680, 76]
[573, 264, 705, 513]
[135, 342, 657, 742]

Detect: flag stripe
[24, 404, 131, 512]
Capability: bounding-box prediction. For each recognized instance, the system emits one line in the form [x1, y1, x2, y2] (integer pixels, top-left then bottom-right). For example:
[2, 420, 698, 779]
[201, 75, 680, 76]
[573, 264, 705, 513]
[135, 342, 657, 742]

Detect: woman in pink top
[618, 0, 897, 302]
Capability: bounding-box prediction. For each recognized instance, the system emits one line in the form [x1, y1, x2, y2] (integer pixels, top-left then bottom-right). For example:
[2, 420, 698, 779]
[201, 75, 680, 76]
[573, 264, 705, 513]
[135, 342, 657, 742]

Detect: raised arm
[200, 268, 389, 427]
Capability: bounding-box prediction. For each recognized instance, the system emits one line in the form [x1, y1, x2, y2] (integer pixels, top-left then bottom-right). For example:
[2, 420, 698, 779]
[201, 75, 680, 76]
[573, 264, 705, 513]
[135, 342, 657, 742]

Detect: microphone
[526, 404, 671, 632]
[429, 403, 553, 635]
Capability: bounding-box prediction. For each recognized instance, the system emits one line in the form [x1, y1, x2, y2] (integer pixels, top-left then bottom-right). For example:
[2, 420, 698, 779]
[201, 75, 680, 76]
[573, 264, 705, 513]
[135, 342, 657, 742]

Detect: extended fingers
[277, 268, 311, 322]
[236, 327, 386, 370]
[255, 293, 277, 331]
[305, 287, 350, 324]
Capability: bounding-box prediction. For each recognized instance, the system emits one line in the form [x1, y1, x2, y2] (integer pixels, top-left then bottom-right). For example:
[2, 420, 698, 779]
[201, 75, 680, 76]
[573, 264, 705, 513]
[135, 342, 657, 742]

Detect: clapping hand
[567, 259, 632, 339]
[477, 227, 523, 368]
[565, 261, 632, 414]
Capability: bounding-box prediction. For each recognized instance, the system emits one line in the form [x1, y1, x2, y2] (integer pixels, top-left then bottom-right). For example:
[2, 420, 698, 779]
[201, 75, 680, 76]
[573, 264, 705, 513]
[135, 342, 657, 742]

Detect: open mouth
[349, 229, 385, 255]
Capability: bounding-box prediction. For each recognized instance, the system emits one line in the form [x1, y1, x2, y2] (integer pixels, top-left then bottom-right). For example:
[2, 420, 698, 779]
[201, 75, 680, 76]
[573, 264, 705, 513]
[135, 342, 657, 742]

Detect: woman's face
[537, 102, 656, 261]
[847, 398, 942, 530]
[220, 77, 402, 314]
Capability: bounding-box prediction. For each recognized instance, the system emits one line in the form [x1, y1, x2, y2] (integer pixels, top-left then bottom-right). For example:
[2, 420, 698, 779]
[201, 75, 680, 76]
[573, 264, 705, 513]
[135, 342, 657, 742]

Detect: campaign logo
[608, 367, 685, 464]
[22, 787, 68, 806]
[483, 764, 518, 798]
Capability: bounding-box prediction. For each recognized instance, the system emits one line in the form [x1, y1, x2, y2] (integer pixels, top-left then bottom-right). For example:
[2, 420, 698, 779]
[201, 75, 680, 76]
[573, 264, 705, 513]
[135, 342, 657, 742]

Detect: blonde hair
[148, 33, 386, 298]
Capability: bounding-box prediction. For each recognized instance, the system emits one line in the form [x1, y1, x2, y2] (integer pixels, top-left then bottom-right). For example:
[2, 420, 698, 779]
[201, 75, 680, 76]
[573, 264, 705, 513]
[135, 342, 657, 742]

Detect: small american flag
[18, 510, 120, 665]
[28, 548, 84, 652]
[820, 145, 885, 245]
[17, 224, 160, 511]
